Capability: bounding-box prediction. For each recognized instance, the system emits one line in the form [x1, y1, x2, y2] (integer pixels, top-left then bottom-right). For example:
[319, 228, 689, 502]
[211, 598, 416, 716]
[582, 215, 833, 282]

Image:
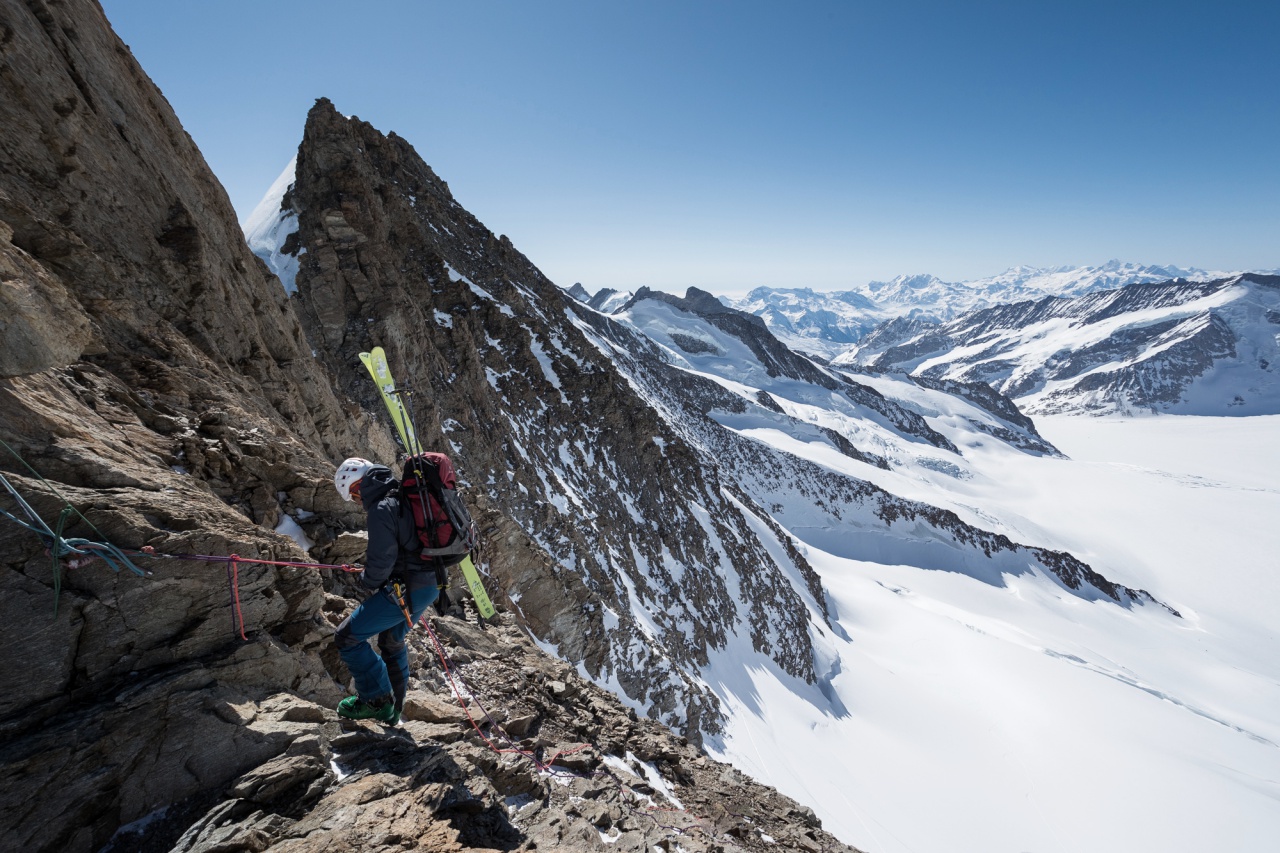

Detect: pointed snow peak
[740, 286, 828, 307]
[243, 154, 302, 293]
[568, 283, 635, 313]
[621, 285, 660, 310]
[588, 287, 632, 313]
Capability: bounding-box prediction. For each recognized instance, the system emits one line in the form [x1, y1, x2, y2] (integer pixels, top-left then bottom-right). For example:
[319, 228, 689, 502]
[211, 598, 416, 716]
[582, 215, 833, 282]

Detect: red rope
[128, 546, 362, 572]
[110, 548, 363, 643]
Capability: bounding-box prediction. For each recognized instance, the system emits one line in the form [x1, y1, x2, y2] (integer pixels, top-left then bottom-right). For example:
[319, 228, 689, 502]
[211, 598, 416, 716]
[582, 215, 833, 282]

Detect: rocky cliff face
[0, 0, 402, 847]
[0, 3, 862, 851]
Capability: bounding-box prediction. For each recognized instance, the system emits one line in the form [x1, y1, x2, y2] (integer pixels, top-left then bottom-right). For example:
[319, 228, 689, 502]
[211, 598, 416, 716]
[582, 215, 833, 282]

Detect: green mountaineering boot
[337, 694, 397, 723]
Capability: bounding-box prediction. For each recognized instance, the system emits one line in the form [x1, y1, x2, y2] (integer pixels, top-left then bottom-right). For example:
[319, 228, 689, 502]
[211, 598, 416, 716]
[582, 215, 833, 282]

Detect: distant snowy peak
[728, 287, 888, 360]
[845, 273, 1280, 416]
[564, 284, 634, 314]
[862, 262, 1227, 316]
[727, 263, 1246, 357]
[243, 156, 303, 294]
[862, 273, 952, 303]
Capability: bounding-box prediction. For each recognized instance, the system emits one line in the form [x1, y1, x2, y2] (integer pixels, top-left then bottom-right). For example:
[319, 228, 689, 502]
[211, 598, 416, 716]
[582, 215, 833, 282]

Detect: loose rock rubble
[101, 608, 862, 853]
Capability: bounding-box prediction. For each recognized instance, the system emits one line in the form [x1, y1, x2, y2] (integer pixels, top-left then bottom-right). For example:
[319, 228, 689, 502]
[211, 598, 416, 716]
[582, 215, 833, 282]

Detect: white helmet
[334, 457, 376, 502]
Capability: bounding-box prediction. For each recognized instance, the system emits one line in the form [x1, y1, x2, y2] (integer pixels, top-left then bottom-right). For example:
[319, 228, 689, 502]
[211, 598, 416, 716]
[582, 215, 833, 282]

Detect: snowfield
[703, 414, 1280, 853]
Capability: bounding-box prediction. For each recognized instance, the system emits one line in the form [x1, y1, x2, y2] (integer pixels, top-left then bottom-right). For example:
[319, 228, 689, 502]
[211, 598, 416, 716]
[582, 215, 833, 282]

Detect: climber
[330, 456, 439, 725]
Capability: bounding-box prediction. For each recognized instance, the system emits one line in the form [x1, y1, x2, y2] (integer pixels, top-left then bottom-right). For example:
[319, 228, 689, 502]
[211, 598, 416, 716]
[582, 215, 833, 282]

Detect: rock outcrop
[99, 613, 862, 853]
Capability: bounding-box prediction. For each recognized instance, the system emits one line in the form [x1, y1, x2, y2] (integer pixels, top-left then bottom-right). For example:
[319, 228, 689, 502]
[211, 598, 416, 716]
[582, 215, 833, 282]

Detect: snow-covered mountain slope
[570, 287, 1166, 606]
[722, 262, 1254, 359]
[710, 413, 1280, 853]
[607, 287, 1063, 461]
[841, 274, 1280, 415]
[722, 286, 889, 360]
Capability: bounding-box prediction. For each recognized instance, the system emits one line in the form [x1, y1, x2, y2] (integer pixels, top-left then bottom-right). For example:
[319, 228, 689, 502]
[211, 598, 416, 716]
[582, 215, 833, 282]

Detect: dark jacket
[358, 466, 434, 592]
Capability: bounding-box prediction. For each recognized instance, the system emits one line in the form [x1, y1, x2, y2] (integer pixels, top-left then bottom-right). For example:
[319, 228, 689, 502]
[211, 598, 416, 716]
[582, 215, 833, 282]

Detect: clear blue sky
[101, 0, 1278, 294]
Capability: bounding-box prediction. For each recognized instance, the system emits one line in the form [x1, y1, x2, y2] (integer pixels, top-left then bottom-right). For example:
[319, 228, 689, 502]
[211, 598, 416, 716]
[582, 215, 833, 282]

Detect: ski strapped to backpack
[359, 347, 497, 620]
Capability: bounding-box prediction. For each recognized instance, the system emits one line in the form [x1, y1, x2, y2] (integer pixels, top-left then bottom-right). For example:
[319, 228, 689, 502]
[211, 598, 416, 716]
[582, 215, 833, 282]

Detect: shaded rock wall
[0, 0, 382, 847]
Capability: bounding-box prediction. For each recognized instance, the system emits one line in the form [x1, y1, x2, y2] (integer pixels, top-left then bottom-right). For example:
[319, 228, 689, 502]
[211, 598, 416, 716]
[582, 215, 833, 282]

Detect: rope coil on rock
[0, 462, 148, 615]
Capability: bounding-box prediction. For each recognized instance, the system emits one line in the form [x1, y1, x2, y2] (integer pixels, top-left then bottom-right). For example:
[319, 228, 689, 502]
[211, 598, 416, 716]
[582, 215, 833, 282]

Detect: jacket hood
[359, 465, 397, 508]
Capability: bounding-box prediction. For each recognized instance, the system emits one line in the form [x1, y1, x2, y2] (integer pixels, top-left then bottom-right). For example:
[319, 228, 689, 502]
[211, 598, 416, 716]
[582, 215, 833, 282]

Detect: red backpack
[399, 452, 478, 562]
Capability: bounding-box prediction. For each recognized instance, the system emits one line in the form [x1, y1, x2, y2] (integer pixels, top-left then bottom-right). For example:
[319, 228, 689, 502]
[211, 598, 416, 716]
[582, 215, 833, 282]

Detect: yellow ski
[359, 347, 417, 452]
[459, 555, 496, 619]
[358, 346, 496, 621]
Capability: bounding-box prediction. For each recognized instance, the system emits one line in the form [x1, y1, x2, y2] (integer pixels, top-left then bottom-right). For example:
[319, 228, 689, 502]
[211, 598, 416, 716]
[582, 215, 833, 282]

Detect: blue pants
[334, 584, 438, 705]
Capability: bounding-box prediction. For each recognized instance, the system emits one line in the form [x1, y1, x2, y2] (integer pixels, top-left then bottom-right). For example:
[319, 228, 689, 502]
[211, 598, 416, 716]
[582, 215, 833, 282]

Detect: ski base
[459, 556, 496, 619]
